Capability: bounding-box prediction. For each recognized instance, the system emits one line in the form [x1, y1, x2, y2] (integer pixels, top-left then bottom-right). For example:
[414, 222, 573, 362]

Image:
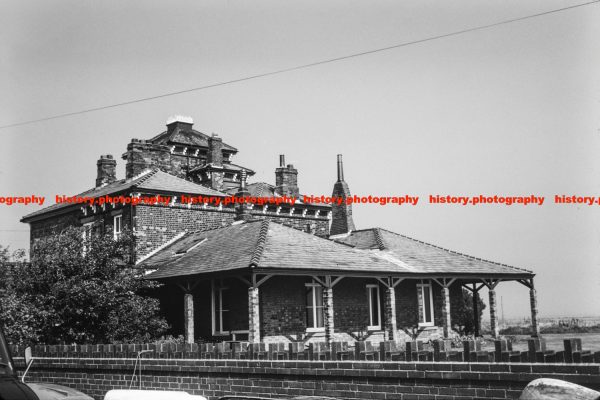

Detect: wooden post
[472, 284, 480, 337]
[529, 279, 539, 337]
[183, 292, 194, 344]
[489, 288, 499, 338]
[248, 286, 260, 343]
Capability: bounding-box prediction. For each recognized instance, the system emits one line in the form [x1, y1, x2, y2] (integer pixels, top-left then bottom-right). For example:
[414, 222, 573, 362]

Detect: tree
[452, 288, 486, 336]
[0, 227, 168, 345]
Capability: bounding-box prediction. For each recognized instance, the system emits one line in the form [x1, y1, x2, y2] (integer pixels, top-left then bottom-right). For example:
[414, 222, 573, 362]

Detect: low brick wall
[16, 356, 600, 400]
[11, 338, 600, 364]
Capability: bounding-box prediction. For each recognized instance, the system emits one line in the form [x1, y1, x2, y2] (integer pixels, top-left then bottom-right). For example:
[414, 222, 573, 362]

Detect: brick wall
[260, 276, 307, 338]
[13, 353, 600, 400]
[134, 205, 236, 258]
[30, 213, 80, 243]
[159, 277, 468, 344]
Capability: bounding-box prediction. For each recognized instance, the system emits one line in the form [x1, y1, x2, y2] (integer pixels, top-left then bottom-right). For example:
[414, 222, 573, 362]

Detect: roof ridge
[250, 219, 270, 268]
[131, 168, 159, 186]
[376, 227, 533, 274]
[373, 228, 387, 250]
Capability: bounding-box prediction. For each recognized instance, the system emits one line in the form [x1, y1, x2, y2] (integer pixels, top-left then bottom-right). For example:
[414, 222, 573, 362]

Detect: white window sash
[305, 283, 325, 332]
[113, 215, 122, 240]
[211, 280, 230, 336]
[417, 280, 435, 327]
[366, 284, 381, 330]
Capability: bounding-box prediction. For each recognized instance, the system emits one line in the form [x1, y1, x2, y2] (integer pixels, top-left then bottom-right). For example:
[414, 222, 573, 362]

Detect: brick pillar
[416, 284, 424, 324]
[384, 286, 397, 341]
[473, 290, 480, 337]
[184, 293, 194, 344]
[441, 286, 451, 338]
[323, 287, 334, 344]
[248, 287, 260, 343]
[489, 289, 499, 338]
[529, 280, 539, 338]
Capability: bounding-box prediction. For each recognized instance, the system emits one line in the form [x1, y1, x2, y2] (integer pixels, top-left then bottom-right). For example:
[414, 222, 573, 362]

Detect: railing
[9, 338, 600, 364]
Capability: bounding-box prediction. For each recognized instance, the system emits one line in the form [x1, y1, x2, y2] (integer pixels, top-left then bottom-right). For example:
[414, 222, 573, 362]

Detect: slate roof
[150, 128, 237, 152]
[333, 228, 533, 276]
[142, 221, 532, 280]
[142, 220, 400, 279]
[21, 170, 227, 222]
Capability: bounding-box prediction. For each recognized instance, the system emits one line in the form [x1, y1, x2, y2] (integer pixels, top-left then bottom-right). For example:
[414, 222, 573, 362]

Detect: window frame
[305, 282, 325, 332]
[211, 280, 230, 336]
[113, 214, 122, 240]
[417, 280, 435, 327]
[366, 284, 382, 330]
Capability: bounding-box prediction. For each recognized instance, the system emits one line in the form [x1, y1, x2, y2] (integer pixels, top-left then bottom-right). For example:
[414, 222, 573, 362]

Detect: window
[305, 283, 324, 331]
[417, 280, 435, 326]
[366, 284, 381, 330]
[212, 281, 229, 335]
[113, 215, 122, 240]
[82, 222, 93, 255]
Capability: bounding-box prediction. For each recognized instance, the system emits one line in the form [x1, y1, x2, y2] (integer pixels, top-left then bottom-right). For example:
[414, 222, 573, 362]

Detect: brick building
[21, 116, 540, 345]
[21, 116, 331, 260]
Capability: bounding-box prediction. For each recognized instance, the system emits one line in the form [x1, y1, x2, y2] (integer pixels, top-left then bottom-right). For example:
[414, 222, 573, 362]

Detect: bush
[0, 227, 168, 345]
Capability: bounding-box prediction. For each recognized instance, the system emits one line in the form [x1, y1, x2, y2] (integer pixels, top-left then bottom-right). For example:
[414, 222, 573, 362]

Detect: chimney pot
[279, 155, 285, 167]
[337, 154, 344, 182]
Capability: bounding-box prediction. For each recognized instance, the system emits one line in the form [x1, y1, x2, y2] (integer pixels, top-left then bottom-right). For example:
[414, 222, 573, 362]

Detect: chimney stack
[330, 154, 356, 236]
[96, 155, 117, 187]
[234, 169, 252, 221]
[207, 134, 223, 166]
[274, 155, 299, 198]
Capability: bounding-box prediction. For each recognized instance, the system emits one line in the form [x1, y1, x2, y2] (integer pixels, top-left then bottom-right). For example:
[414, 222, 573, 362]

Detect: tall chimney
[337, 154, 344, 181]
[274, 155, 299, 197]
[234, 169, 252, 221]
[330, 154, 356, 236]
[207, 134, 223, 166]
[96, 155, 117, 187]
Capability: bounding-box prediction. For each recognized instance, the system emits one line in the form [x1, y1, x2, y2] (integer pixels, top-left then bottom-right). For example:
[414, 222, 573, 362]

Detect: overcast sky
[1, 0, 599, 319]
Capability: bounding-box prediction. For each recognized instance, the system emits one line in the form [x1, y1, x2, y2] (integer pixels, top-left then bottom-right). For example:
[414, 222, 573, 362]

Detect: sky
[1, 0, 599, 319]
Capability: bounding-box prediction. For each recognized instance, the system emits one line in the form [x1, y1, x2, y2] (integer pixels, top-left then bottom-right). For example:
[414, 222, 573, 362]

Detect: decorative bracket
[375, 276, 405, 288]
[517, 278, 534, 289]
[312, 275, 344, 288]
[462, 283, 486, 293]
[432, 277, 457, 288]
[176, 280, 201, 293]
[481, 278, 501, 290]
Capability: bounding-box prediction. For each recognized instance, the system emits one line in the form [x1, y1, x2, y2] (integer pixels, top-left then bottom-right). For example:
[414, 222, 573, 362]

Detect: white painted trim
[305, 283, 324, 329]
[113, 214, 122, 240]
[212, 280, 230, 336]
[366, 284, 382, 330]
[417, 280, 435, 327]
